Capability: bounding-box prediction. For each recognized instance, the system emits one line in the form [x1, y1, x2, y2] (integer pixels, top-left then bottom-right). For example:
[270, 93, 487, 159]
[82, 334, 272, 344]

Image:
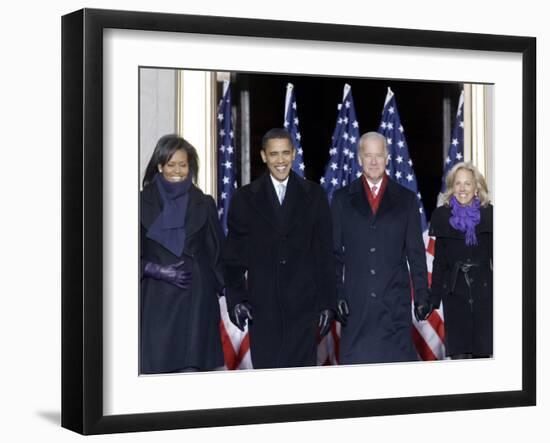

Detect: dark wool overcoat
[140, 183, 225, 374]
[331, 177, 430, 364]
[429, 204, 493, 357]
[223, 171, 337, 369]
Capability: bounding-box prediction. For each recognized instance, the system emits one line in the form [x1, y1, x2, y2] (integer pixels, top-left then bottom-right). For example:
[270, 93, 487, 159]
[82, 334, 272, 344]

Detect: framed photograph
[61, 8, 536, 435]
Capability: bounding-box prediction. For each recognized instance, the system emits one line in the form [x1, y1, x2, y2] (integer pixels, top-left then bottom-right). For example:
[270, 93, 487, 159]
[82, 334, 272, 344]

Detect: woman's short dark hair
[261, 128, 294, 150]
[142, 134, 199, 187]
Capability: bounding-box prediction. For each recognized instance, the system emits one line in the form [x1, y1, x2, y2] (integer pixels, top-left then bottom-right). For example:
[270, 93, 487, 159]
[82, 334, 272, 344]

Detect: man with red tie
[331, 131, 432, 364]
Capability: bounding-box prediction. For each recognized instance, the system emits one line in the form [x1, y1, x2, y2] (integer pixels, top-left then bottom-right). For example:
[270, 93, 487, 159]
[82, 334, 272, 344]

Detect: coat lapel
[372, 178, 396, 223]
[250, 173, 282, 231]
[183, 186, 207, 240]
[282, 172, 308, 233]
[349, 178, 375, 223]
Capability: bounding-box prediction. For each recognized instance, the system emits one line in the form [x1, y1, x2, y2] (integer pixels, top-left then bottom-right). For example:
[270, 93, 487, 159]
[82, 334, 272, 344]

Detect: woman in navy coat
[140, 135, 225, 374]
[429, 162, 493, 359]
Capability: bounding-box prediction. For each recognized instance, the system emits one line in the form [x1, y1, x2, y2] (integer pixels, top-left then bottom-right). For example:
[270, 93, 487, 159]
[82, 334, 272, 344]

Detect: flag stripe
[236, 334, 250, 365]
[412, 327, 438, 360]
[219, 318, 238, 369]
[427, 311, 446, 343]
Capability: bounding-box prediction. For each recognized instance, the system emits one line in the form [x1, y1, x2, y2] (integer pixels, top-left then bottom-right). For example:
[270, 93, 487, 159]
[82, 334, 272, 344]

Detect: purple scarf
[146, 173, 191, 257]
[449, 196, 481, 246]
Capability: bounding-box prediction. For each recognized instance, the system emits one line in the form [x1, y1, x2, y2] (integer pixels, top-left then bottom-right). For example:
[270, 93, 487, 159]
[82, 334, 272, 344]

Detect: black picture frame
[61, 8, 536, 435]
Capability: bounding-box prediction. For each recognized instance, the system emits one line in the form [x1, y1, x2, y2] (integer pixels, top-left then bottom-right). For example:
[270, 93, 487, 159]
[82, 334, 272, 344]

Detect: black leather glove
[336, 299, 350, 327]
[318, 309, 336, 339]
[143, 260, 192, 290]
[414, 303, 433, 322]
[229, 302, 253, 331]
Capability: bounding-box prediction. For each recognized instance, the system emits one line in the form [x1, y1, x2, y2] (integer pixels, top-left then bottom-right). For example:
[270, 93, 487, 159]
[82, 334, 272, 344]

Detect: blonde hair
[441, 162, 491, 207]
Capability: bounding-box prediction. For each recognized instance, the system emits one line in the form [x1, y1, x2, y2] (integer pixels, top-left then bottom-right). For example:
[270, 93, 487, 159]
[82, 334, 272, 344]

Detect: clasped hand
[143, 260, 192, 290]
[229, 302, 254, 331]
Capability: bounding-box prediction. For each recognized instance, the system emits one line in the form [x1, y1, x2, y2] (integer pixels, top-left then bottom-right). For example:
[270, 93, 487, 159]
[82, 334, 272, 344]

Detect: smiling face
[452, 168, 477, 206]
[358, 136, 388, 184]
[158, 149, 189, 183]
[260, 137, 296, 182]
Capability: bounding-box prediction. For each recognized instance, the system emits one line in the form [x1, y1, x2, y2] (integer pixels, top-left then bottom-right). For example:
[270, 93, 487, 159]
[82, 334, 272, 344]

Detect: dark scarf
[146, 173, 192, 257]
[449, 195, 481, 246]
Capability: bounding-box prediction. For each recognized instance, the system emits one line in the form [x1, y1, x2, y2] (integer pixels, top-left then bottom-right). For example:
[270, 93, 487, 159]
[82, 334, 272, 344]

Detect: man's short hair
[358, 131, 388, 157]
[261, 128, 294, 150]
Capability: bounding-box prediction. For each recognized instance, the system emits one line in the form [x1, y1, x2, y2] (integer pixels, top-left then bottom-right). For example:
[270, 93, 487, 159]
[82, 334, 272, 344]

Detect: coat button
[370, 247, 376, 252]
[279, 259, 287, 265]
[370, 269, 376, 275]
[370, 292, 377, 298]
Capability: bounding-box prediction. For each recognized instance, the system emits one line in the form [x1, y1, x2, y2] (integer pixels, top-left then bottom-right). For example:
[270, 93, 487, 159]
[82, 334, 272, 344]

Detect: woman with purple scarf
[140, 135, 225, 374]
[429, 162, 493, 359]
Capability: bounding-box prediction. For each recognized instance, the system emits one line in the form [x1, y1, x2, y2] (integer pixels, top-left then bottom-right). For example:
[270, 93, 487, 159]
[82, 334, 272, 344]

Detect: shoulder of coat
[387, 178, 415, 201]
[188, 184, 208, 204]
[428, 205, 451, 236]
[247, 173, 267, 195]
[141, 182, 158, 204]
[477, 203, 493, 233]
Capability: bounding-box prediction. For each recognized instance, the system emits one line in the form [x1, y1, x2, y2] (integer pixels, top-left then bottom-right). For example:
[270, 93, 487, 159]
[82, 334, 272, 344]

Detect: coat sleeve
[428, 207, 451, 307]
[223, 190, 249, 309]
[140, 224, 147, 279]
[404, 192, 430, 306]
[204, 195, 225, 294]
[430, 236, 450, 308]
[140, 191, 150, 278]
[313, 188, 337, 312]
[330, 190, 345, 303]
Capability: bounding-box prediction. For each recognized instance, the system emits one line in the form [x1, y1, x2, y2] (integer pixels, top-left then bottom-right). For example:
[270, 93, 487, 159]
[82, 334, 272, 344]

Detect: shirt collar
[366, 177, 382, 191]
[270, 174, 289, 189]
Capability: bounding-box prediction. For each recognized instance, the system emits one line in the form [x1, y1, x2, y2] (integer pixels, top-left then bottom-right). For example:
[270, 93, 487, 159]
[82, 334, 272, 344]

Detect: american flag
[317, 84, 361, 365]
[378, 87, 446, 360]
[320, 84, 362, 202]
[216, 80, 252, 369]
[379, 87, 428, 230]
[419, 89, 465, 360]
[440, 89, 465, 195]
[216, 80, 238, 235]
[284, 83, 305, 177]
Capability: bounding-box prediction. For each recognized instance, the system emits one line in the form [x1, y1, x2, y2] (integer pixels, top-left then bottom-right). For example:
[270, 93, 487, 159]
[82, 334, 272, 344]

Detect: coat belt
[450, 260, 490, 293]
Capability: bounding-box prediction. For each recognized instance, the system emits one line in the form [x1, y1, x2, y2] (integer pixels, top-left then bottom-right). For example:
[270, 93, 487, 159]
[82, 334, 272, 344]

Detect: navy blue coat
[223, 171, 337, 369]
[140, 183, 224, 374]
[429, 204, 493, 357]
[331, 177, 430, 364]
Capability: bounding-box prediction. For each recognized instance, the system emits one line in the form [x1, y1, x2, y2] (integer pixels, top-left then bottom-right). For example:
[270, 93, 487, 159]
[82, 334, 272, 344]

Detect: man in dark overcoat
[223, 128, 337, 369]
[331, 131, 432, 365]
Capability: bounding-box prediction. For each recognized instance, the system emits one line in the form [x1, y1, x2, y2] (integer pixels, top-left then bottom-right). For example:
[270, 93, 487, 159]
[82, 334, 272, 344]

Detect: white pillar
[176, 70, 217, 197]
